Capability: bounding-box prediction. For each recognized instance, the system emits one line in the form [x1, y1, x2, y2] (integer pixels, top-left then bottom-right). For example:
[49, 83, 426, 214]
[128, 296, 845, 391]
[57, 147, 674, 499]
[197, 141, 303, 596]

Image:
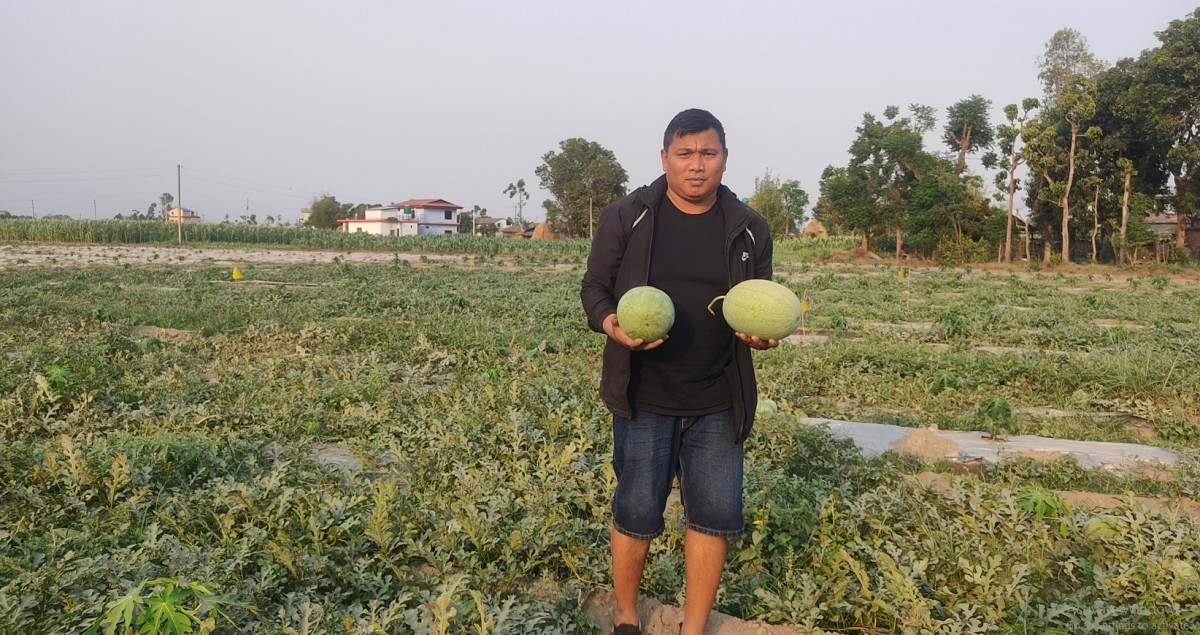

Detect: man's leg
[611, 527, 650, 627]
[682, 529, 727, 634]
[677, 410, 743, 635]
[610, 411, 678, 630]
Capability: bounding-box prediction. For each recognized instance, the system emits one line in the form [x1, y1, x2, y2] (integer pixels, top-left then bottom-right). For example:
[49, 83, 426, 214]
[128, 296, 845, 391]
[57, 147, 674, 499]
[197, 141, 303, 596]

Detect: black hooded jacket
[580, 174, 773, 443]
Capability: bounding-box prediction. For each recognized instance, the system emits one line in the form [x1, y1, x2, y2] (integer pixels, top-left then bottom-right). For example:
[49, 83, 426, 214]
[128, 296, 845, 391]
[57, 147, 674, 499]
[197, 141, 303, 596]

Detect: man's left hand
[735, 332, 779, 350]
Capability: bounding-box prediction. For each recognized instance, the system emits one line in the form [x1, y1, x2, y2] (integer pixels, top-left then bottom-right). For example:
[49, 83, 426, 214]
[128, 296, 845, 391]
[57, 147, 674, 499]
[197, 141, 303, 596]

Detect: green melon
[617, 286, 675, 342]
[708, 279, 802, 340]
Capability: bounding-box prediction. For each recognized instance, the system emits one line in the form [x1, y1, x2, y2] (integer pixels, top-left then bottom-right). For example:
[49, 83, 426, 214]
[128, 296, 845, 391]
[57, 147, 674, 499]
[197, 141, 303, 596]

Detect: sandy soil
[584, 592, 831, 635]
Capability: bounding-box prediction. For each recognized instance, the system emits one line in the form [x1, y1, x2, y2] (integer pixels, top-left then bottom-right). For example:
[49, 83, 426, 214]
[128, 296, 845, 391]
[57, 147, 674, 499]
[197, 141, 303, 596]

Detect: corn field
[1, 219, 863, 264]
[0, 219, 593, 257]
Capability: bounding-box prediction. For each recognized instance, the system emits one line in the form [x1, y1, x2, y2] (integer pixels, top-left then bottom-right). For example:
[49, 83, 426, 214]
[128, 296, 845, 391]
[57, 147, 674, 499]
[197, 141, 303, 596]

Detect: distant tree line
[813, 8, 1200, 264]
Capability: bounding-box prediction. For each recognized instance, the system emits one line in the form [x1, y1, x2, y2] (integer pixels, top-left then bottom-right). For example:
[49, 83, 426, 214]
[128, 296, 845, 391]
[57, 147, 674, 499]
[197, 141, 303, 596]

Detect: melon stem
[706, 295, 725, 316]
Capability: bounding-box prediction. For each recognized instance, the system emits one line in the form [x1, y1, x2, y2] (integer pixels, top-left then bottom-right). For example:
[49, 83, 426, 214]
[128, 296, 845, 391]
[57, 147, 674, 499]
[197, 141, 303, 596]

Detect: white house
[337, 198, 462, 236]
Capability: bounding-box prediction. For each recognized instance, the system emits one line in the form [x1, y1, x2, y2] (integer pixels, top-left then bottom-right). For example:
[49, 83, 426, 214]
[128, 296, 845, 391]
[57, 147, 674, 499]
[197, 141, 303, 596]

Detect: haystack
[531, 222, 560, 239]
[800, 218, 828, 238]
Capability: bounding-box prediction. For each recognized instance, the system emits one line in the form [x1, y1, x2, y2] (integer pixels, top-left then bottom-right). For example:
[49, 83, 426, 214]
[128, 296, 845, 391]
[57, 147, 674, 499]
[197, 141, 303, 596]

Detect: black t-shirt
[629, 197, 733, 415]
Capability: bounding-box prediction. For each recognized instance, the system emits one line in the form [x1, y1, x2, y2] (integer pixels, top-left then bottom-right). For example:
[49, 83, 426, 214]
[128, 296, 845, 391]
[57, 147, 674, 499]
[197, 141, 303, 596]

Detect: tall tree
[862, 105, 935, 257]
[1023, 76, 1102, 262]
[991, 99, 1039, 262]
[159, 192, 174, 218]
[1136, 9, 1200, 252]
[1091, 56, 1171, 263]
[943, 95, 995, 174]
[780, 179, 810, 234]
[750, 170, 786, 237]
[814, 165, 878, 248]
[503, 179, 529, 228]
[534, 138, 628, 238]
[1037, 28, 1105, 108]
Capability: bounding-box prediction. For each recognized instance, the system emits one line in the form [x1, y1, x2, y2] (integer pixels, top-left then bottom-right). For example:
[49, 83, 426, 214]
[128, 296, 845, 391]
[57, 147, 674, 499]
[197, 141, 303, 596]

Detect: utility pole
[176, 164, 183, 245]
[93, 198, 97, 220]
[30, 200, 35, 220]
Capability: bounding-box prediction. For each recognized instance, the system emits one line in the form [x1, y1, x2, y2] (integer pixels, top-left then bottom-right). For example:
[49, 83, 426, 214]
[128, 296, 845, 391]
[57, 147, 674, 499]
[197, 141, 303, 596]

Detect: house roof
[392, 198, 462, 210]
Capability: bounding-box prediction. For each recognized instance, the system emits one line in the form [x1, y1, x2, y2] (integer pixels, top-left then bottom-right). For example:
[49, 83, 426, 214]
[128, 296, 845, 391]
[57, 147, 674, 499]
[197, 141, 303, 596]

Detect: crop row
[1, 259, 1198, 632]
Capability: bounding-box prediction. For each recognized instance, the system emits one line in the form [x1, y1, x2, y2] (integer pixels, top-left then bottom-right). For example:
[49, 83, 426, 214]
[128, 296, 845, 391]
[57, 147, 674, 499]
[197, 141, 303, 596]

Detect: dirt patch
[784, 333, 830, 345]
[584, 592, 829, 635]
[1005, 449, 1068, 462]
[131, 325, 192, 341]
[908, 472, 1200, 520]
[861, 321, 933, 330]
[1093, 319, 1145, 328]
[1132, 465, 1176, 483]
[974, 346, 1075, 357]
[1056, 490, 1200, 518]
[891, 427, 961, 460]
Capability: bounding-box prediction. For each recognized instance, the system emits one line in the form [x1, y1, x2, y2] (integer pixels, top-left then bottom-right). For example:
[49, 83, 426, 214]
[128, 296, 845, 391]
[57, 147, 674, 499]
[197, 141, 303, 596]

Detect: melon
[617, 286, 675, 342]
[708, 279, 802, 340]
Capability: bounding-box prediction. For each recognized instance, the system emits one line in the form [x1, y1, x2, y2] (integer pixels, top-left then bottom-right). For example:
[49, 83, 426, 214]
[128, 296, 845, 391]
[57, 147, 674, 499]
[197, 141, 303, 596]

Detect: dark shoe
[612, 623, 642, 635]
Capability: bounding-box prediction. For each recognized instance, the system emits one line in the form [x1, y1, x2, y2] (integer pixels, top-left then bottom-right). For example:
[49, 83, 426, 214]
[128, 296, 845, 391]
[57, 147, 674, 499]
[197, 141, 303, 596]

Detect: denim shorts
[611, 409, 744, 539]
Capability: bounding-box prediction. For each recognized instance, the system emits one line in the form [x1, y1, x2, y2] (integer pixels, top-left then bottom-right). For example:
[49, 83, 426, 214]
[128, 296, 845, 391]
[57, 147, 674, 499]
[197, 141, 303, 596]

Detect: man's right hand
[602, 313, 666, 351]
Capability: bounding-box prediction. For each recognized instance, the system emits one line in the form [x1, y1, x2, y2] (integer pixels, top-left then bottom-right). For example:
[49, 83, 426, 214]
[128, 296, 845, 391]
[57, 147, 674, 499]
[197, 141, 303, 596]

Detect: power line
[0, 190, 165, 203]
[0, 171, 176, 184]
[0, 166, 175, 177]
[182, 173, 317, 199]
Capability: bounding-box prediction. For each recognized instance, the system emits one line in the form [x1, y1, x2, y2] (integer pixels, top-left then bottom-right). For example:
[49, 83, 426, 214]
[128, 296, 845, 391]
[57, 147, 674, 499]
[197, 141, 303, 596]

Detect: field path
[0, 242, 473, 268]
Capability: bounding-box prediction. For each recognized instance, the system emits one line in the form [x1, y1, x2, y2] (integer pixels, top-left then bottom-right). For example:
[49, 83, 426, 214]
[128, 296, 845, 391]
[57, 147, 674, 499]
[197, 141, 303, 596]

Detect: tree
[159, 192, 174, 218]
[1023, 75, 1102, 262]
[991, 99, 1039, 262]
[943, 95, 995, 174]
[503, 179, 529, 229]
[459, 205, 487, 234]
[1037, 28, 1105, 108]
[855, 105, 935, 257]
[303, 195, 353, 230]
[1090, 56, 1168, 263]
[534, 138, 628, 238]
[780, 179, 810, 233]
[750, 170, 785, 237]
[1135, 9, 1200, 252]
[814, 166, 879, 249]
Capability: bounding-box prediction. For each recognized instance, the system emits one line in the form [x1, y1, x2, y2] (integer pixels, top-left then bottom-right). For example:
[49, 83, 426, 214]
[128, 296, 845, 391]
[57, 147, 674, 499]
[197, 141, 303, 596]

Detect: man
[580, 109, 778, 635]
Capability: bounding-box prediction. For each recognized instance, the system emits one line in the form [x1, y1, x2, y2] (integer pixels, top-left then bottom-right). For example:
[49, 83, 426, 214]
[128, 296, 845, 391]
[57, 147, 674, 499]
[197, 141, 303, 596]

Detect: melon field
[2, 236, 1200, 633]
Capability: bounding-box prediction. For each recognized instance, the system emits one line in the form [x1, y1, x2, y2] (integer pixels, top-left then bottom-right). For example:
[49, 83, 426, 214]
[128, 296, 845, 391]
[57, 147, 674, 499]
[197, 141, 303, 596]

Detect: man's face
[661, 128, 728, 207]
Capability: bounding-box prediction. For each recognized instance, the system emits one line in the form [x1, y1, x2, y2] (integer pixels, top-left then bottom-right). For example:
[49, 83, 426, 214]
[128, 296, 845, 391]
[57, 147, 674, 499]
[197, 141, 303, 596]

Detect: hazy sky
[2, 1, 1197, 225]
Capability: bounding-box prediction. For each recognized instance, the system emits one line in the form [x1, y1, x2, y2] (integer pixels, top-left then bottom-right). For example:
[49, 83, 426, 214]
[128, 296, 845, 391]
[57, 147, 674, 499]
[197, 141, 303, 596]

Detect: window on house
[445, 210, 453, 220]
[445, 230, 452, 235]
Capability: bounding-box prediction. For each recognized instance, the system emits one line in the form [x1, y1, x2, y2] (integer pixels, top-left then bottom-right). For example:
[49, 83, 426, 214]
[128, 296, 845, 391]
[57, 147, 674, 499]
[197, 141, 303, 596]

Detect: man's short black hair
[663, 108, 726, 151]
